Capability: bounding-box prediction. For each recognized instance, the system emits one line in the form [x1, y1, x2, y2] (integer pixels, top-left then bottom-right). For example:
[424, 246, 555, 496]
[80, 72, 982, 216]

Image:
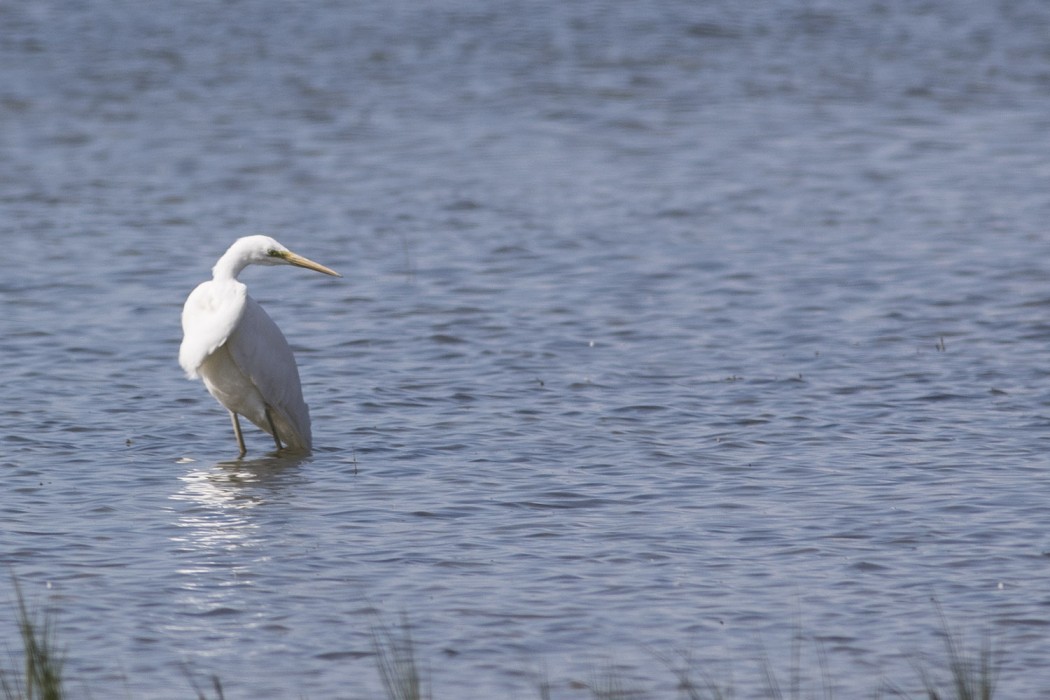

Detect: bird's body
[179, 236, 340, 455]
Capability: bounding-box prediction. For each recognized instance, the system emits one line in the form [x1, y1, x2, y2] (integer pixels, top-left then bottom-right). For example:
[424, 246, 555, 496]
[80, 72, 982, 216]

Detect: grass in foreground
[0, 581, 64, 700]
[372, 614, 429, 700]
[0, 583, 1001, 699]
[911, 613, 997, 700]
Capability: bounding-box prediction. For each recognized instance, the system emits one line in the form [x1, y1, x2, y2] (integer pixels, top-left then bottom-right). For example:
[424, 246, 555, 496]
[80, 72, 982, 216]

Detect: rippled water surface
[4, 2, 1050, 697]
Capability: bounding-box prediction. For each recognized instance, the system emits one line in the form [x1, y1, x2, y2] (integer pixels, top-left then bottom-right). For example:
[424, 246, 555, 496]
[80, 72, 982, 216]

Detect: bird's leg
[229, 410, 247, 457]
[265, 407, 283, 450]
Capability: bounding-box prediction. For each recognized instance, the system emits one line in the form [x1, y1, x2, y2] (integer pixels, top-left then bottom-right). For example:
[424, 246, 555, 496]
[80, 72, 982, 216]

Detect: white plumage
[179, 235, 340, 455]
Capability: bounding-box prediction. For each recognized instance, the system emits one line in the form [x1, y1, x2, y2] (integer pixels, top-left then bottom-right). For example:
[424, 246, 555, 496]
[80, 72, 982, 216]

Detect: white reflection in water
[168, 454, 309, 615]
[172, 454, 308, 548]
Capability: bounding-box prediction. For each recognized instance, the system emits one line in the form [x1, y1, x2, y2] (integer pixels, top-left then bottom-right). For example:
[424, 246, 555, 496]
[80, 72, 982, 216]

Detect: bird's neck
[212, 248, 249, 281]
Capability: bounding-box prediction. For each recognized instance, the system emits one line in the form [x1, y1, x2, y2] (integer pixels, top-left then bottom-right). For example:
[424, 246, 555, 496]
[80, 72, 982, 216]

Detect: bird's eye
[267, 249, 281, 257]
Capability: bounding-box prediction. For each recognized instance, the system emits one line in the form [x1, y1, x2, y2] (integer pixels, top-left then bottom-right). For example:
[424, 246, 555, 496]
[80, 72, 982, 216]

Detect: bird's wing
[225, 295, 312, 448]
[179, 280, 247, 379]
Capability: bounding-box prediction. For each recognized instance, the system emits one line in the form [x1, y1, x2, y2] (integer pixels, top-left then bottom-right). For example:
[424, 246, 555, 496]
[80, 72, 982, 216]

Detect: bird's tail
[265, 404, 312, 452]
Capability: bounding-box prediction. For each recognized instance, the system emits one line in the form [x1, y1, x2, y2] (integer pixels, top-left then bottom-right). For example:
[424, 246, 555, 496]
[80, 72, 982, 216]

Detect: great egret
[179, 235, 340, 455]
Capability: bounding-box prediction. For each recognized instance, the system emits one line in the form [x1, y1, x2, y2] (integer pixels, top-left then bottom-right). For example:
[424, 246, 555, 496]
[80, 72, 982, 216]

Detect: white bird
[179, 235, 340, 456]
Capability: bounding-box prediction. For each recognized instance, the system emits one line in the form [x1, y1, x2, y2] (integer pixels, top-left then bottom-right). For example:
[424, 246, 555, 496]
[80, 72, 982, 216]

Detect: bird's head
[214, 235, 342, 279]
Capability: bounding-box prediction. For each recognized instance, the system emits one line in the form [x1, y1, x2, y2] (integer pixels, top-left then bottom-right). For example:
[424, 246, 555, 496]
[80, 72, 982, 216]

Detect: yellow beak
[280, 250, 342, 277]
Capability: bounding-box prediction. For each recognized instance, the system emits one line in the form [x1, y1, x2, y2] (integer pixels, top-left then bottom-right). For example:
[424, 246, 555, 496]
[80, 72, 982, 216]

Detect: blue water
[4, 2, 1050, 697]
